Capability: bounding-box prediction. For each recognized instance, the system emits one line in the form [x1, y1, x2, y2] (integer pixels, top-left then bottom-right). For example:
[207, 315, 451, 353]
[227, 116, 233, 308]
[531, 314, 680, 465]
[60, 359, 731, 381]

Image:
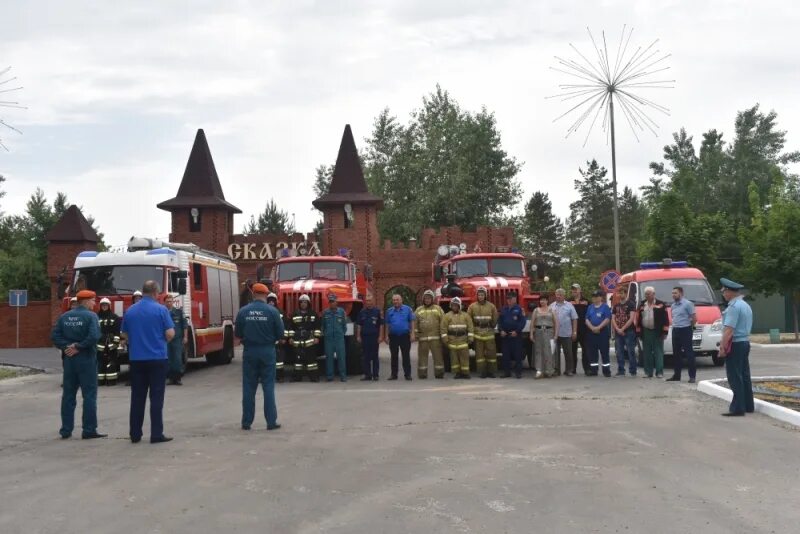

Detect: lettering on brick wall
[228, 241, 321, 261]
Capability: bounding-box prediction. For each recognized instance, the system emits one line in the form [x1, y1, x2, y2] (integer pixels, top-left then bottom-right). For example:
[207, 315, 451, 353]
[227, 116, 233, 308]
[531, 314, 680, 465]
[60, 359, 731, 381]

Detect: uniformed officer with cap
[718, 278, 754, 416]
[321, 293, 348, 382]
[51, 289, 106, 440]
[234, 282, 285, 430]
[498, 291, 527, 378]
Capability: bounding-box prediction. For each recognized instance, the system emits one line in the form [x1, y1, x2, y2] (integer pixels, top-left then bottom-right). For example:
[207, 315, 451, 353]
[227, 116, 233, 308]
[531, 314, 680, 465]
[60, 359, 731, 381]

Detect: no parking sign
[600, 270, 621, 292]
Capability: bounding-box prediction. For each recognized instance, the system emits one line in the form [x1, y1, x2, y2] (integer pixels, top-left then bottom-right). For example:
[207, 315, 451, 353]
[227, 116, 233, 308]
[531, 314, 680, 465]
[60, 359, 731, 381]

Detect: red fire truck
[269, 250, 368, 374]
[431, 245, 541, 367]
[65, 237, 240, 367]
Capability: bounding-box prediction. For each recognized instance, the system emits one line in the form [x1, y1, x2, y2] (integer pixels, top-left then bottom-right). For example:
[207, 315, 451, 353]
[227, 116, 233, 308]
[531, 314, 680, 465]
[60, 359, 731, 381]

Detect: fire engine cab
[269, 249, 368, 374]
[432, 245, 540, 366]
[66, 237, 240, 367]
[619, 259, 724, 365]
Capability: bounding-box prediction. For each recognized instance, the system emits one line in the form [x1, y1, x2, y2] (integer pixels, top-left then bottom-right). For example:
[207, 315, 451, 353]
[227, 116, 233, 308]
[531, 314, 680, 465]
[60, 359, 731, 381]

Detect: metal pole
[609, 92, 621, 272]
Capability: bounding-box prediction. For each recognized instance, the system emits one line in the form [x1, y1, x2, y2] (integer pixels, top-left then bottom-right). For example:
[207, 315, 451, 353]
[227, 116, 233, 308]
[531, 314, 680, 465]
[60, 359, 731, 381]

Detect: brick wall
[47, 241, 97, 327]
[0, 301, 53, 348]
[169, 209, 232, 255]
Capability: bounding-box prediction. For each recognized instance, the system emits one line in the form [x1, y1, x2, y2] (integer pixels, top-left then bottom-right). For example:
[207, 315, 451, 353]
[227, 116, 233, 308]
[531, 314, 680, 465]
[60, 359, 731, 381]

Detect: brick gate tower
[157, 129, 241, 254]
[312, 124, 383, 263]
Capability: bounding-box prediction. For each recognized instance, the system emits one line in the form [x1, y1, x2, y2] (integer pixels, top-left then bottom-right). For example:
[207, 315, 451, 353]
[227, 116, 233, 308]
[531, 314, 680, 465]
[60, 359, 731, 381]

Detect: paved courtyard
[1, 345, 798, 533]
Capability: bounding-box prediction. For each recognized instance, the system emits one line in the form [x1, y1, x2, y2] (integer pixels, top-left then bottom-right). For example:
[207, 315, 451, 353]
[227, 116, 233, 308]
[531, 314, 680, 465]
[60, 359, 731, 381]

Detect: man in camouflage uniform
[415, 289, 444, 379]
[467, 287, 499, 378]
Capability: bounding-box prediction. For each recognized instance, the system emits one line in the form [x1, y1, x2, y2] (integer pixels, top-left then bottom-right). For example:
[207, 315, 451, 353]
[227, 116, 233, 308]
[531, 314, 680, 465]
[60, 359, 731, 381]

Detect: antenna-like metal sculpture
[550, 26, 673, 271]
[0, 66, 25, 151]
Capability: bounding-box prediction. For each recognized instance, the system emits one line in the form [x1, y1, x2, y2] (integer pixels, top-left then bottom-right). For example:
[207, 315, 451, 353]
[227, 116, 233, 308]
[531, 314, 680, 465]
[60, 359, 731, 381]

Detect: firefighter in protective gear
[415, 289, 444, 379]
[132, 290, 143, 305]
[96, 297, 121, 385]
[441, 297, 474, 379]
[267, 292, 288, 382]
[467, 287, 499, 378]
[286, 294, 321, 382]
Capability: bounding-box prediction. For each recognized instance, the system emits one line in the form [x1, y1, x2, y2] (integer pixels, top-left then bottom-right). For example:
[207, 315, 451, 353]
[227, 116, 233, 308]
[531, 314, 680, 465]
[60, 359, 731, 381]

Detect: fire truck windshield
[639, 278, 717, 306]
[452, 259, 489, 277]
[73, 266, 166, 295]
[491, 258, 525, 277]
[277, 261, 348, 281]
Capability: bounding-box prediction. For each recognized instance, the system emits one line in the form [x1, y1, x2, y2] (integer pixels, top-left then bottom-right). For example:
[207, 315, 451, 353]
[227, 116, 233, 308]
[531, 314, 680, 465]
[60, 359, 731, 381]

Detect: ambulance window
[192, 263, 203, 290]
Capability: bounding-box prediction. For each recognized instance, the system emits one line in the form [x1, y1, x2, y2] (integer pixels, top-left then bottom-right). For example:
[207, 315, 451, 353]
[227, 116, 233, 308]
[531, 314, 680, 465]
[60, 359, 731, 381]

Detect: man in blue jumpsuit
[718, 278, 754, 416]
[321, 294, 348, 382]
[356, 294, 382, 381]
[235, 282, 285, 430]
[164, 294, 188, 386]
[586, 290, 613, 377]
[51, 289, 106, 440]
[498, 292, 527, 378]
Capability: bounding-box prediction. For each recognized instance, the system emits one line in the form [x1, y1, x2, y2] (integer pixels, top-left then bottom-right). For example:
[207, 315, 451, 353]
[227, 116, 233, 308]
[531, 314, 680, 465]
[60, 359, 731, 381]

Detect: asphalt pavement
[0, 344, 798, 534]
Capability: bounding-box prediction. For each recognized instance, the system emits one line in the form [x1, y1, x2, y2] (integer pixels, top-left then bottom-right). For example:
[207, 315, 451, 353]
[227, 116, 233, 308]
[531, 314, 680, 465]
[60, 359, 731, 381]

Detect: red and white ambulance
[65, 237, 240, 367]
[619, 259, 724, 365]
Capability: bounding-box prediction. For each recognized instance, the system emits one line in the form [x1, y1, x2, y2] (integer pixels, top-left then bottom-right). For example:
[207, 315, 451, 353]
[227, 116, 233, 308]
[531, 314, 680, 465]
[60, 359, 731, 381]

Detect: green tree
[516, 191, 563, 277]
[243, 198, 295, 235]
[315, 86, 522, 241]
[0, 189, 104, 301]
[740, 181, 800, 339]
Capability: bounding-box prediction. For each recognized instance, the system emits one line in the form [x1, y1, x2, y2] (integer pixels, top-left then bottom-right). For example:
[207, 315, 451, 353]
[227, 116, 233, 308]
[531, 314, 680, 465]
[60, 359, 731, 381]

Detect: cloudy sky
[2, 0, 799, 248]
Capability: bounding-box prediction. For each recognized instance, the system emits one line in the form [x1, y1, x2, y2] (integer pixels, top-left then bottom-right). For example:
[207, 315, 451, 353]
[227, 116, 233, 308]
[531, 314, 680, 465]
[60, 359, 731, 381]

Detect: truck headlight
[710, 319, 723, 332]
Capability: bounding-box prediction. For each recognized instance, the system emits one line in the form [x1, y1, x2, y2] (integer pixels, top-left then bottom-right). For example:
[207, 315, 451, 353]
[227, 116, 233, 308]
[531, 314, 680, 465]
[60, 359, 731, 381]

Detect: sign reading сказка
[227, 241, 321, 261]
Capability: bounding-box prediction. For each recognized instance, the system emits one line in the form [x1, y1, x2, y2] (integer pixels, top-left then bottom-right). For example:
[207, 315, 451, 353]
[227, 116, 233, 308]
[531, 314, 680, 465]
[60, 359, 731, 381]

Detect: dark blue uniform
[498, 303, 527, 377]
[235, 300, 285, 429]
[168, 306, 188, 381]
[586, 303, 613, 377]
[52, 306, 101, 438]
[357, 306, 383, 379]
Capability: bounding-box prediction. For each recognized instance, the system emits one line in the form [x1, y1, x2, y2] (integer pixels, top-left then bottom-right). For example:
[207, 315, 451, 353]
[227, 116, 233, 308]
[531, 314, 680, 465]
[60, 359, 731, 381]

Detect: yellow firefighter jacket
[467, 300, 498, 341]
[415, 304, 444, 342]
[441, 310, 474, 350]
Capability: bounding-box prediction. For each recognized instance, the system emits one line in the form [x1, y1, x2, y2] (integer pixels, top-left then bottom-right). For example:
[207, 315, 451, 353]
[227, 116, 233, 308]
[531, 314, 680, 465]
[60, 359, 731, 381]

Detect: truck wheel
[711, 352, 725, 367]
[207, 327, 235, 365]
[346, 335, 363, 376]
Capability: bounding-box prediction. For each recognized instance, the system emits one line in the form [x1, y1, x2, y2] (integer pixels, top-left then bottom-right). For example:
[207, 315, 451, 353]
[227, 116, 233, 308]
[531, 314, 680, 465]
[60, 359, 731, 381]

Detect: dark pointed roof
[157, 129, 241, 213]
[46, 205, 99, 243]
[313, 124, 383, 209]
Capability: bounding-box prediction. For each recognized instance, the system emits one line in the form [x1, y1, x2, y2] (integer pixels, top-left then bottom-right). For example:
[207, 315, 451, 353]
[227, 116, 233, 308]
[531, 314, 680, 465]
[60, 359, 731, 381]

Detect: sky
[2, 0, 799, 249]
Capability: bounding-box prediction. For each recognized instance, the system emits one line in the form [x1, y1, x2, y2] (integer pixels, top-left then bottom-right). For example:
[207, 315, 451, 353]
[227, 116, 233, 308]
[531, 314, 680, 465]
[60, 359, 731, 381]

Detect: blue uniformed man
[718, 278, 754, 417]
[321, 294, 348, 382]
[498, 292, 527, 378]
[356, 294, 382, 381]
[164, 294, 188, 386]
[234, 283, 285, 430]
[666, 286, 698, 383]
[51, 289, 106, 440]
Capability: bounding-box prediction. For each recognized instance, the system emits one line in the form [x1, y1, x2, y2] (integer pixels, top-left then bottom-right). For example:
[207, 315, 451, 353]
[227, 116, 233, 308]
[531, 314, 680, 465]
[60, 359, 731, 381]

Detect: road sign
[9, 290, 28, 307]
[600, 270, 622, 292]
[9, 290, 28, 349]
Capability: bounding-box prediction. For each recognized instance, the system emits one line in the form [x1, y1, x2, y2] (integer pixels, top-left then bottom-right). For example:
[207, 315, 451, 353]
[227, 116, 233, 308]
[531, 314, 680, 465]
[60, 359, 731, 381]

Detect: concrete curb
[697, 377, 800, 427]
[750, 343, 800, 349]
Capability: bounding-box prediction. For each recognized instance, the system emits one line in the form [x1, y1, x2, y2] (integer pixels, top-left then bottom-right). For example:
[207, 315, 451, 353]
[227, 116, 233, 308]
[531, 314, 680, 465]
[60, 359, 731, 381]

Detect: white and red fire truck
[65, 237, 240, 367]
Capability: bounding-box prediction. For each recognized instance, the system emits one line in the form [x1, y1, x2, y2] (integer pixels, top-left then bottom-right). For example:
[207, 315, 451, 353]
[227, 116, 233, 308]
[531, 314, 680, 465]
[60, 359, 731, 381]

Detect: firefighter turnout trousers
[441, 311, 474, 377]
[418, 337, 444, 379]
[473, 338, 497, 376]
[467, 301, 499, 377]
[286, 310, 321, 381]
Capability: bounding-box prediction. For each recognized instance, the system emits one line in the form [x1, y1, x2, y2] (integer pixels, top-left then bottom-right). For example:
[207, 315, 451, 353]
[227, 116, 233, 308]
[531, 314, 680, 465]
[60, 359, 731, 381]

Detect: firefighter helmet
[267, 292, 278, 302]
[477, 286, 487, 294]
[299, 294, 311, 302]
[133, 290, 142, 297]
[99, 297, 111, 306]
[451, 297, 462, 308]
[423, 289, 435, 299]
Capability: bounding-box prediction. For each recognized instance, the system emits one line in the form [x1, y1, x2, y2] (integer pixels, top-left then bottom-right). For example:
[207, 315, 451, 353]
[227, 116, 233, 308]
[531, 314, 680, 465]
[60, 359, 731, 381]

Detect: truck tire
[207, 327, 235, 365]
[346, 335, 363, 376]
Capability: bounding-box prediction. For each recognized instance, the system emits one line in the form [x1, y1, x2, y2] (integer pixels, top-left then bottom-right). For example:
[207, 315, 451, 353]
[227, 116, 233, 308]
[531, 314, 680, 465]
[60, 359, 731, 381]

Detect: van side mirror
[178, 279, 187, 295]
[434, 265, 444, 282]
